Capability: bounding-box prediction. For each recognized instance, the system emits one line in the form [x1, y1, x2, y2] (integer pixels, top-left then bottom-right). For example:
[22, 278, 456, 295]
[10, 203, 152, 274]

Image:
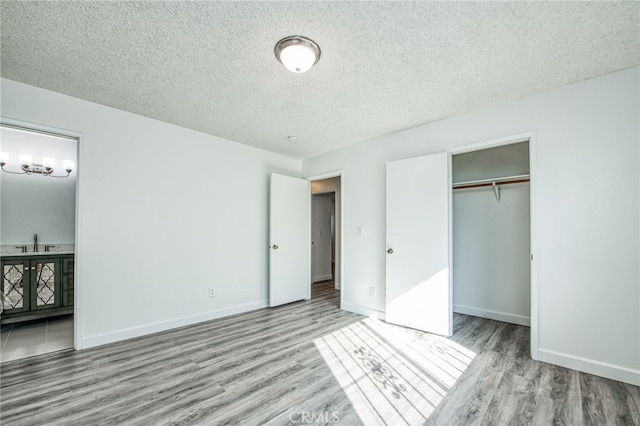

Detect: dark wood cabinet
[1, 254, 74, 324]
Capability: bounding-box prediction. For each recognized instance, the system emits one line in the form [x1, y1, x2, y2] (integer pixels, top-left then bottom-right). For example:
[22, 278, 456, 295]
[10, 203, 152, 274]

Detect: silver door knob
[387, 248, 393, 254]
[272, 244, 279, 250]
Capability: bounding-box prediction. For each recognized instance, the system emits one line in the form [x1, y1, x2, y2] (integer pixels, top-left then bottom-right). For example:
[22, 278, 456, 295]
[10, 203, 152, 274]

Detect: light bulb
[279, 45, 317, 73]
[19, 154, 32, 166]
[63, 160, 74, 171]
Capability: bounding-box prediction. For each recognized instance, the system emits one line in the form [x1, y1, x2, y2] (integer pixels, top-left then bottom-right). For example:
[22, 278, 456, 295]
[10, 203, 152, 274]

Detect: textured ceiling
[1, 1, 638, 160]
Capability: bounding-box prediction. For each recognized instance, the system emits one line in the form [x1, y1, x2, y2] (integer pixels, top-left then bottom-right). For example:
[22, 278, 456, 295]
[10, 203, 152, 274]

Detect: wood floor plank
[581, 372, 639, 425]
[424, 349, 510, 426]
[451, 314, 502, 354]
[531, 363, 583, 426]
[483, 321, 530, 357]
[480, 357, 539, 425]
[1, 281, 638, 425]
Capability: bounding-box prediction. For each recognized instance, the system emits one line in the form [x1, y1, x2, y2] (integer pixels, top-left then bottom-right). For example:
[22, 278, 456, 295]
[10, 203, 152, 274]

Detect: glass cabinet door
[34, 261, 57, 308]
[2, 260, 27, 313]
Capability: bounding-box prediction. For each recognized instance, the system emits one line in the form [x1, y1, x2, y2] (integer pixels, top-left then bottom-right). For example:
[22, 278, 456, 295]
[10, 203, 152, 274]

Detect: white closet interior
[452, 141, 531, 326]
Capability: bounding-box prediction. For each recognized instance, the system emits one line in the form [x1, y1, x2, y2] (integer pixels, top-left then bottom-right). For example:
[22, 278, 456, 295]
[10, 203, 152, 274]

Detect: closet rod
[453, 174, 530, 190]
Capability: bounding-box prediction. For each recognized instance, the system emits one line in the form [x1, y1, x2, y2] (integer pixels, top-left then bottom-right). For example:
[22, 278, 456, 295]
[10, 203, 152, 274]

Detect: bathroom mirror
[0, 125, 77, 251]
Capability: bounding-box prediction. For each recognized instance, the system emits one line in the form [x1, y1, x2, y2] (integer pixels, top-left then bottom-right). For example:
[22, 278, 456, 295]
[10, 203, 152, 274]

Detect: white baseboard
[454, 304, 530, 326]
[341, 302, 385, 321]
[312, 274, 333, 283]
[81, 299, 268, 349]
[334, 281, 341, 290]
[537, 348, 640, 386]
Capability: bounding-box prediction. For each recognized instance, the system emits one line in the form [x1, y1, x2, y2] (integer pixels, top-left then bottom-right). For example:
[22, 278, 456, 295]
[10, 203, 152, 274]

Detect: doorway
[312, 192, 334, 282]
[452, 141, 531, 327]
[0, 123, 78, 362]
[309, 176, 341, 305]
[268, 173, 342, 309]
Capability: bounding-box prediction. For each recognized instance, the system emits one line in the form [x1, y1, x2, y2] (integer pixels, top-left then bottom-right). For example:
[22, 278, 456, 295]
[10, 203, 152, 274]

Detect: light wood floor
[1, 282, 638, 425]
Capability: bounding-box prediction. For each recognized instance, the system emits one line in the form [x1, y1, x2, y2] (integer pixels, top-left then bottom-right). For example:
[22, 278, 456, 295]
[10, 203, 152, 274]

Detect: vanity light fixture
[0, 152, 74, 178]
[275, 36, 321, 73]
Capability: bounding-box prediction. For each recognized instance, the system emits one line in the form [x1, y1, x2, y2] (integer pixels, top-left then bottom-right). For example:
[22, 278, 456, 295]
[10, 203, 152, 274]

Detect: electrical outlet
[208, 288, 216, 297]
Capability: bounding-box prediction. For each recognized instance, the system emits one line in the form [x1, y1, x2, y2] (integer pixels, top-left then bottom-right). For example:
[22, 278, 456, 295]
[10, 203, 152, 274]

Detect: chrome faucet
[33, 233, 38, 252]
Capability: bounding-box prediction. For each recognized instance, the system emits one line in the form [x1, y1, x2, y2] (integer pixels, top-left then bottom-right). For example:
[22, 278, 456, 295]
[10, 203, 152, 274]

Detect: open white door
[385, 152, 452, 336]
[269, 173, 311, 307]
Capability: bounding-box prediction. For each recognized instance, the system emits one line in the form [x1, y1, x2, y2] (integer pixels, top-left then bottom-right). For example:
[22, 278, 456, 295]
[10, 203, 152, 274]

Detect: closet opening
[452, 140, 531, 327]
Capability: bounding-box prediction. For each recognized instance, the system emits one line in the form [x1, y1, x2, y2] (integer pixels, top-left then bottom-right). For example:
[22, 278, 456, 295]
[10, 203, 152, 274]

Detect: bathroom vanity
[0, 246, 74, 324]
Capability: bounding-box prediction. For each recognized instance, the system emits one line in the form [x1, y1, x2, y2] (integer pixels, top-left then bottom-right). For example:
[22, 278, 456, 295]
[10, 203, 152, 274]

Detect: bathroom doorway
[0, 123, 78, 362]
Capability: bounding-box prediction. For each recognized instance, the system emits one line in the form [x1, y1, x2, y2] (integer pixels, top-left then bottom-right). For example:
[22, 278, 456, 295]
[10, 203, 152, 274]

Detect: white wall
[302, 67, 639, 385]
[453, 184, 531, 325]
[0, 128, 77, 245]
[311, 193, 333, 282]
[1, 78, 300, 348]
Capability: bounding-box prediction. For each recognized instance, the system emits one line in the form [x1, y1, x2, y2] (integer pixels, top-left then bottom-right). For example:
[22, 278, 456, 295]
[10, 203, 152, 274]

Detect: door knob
[272, 244, 279, 250]
[387, 248, 394, 254]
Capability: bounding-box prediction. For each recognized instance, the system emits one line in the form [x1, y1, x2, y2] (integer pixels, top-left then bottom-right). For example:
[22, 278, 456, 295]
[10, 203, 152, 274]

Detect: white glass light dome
[275, 36, 321, 73]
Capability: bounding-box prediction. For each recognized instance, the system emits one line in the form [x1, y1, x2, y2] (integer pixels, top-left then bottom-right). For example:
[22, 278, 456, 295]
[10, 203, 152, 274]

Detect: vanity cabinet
[0, 254, 74, 323]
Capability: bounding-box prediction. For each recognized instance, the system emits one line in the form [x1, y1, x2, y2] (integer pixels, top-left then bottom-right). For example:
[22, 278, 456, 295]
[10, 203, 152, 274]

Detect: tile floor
[0, 315, 73, 363]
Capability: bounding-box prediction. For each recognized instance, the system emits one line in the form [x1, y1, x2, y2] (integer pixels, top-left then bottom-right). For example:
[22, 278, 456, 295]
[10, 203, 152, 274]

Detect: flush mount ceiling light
[275, 36, 321, 73]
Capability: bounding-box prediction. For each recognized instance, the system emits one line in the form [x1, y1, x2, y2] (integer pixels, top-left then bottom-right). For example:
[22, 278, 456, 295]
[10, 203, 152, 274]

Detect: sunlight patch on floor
[314, 317, 475, 425]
